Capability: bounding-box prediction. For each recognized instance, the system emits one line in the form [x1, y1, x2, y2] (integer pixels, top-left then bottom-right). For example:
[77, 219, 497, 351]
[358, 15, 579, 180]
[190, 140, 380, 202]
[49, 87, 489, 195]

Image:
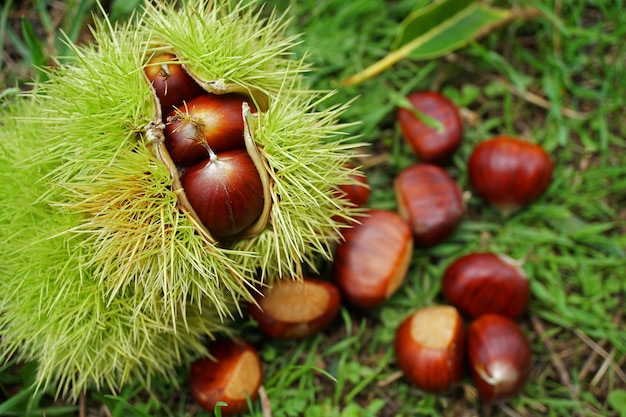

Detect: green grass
[1, 0, 625, 416]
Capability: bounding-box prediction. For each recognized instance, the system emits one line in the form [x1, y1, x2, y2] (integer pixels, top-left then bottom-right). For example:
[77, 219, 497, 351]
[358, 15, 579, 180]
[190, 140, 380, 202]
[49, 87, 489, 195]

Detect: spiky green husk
[0, 96, 232, 398]
[0, 0, 361, 399]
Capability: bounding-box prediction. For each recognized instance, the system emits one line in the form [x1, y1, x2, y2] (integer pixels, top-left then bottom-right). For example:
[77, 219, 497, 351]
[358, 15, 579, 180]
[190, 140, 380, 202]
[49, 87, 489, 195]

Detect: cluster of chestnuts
[392, 91, 551, 402]
[396, 254, 532, 401]
[144, 53, 269, 242]
[182, 89, 553, 415]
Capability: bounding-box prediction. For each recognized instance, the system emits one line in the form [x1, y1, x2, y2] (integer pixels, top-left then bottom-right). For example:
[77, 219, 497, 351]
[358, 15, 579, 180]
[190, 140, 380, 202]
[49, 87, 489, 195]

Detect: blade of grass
[344, 350, 393, 403]
[20, 16, 47, 81]
[34, 0, 53, 32]
[102, 394, 154, 417]
[0, 385, 36, 414]
[110, 0, 144, 22]
[0, 0, 14, 75]
[55, 0, 96, 59]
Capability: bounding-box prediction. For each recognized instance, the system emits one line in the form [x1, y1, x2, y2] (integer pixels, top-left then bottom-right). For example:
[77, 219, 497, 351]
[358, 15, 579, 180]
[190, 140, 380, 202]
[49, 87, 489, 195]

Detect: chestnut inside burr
[144, 52, 272, 244]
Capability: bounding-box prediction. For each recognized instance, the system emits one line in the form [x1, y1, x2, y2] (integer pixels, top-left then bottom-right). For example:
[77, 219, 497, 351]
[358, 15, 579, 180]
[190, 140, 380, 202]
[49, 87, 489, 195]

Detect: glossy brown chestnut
[442, 253, 530, 319]
[397, 91, 463, 164]
[165, 93, 255, 167]
[467, 314, 532, 403]
[335, 167, 370, 209]
[144, 53, 205, 115]
[180, 149, 264, 238]
[248, 277, 341, 339]
[189, 339, 262, 416]
[468, 136, 553, 215]
[332, 210, 413, 308]
[395, 305, 465, 393]
[394, 164, 465, 247]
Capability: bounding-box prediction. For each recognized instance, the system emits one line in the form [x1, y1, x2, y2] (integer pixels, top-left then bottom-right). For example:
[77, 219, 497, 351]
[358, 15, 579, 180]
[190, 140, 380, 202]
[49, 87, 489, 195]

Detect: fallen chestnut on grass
[164, 93, 255, 167]
[395, 305, 465, 393]
[442, 253, 530, 319]
[467, 314, 532, 403]
[180, 149, 265, 239]
[189, 339, 262, 416]
[468, 136, 553, 215]
[248, 277, 341, 339]
[394, 164, 465, 247]
[144, 53, 205, 115]
[397, 91, 463, 164]
[332, 209, 413, 308]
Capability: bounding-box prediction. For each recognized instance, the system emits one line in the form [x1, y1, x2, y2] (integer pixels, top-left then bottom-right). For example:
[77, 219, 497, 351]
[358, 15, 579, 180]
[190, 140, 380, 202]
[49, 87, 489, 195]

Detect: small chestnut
[395, 305, 465, 393]
[332, 209, 413, 308]
[164, 93, 255, 167]
[467, 314, 532, 403]
[394, 163, 465, 247]
[189, 339, 262, 416]
[144, 53, 205, 115]
[180, 149, 265, 238]
[397, 91, 463, 164]
[468, 136, 553, 215]
[442, 253, 530, 319]
[248, 277, 341, 339]
[334, 167, 370, 209]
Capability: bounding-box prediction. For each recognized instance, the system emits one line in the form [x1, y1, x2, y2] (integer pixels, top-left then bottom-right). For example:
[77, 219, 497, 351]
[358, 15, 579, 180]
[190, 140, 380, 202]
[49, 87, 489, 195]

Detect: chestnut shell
[468, 136, 553, 214]
[442, 253, 530, 319]
[164, 93, 255, 167]
[144, 53, 205, 115]
[398, 91, 463, 164]
[180, 149, 265, 239]
[333, 209, 413, 308]
[189, 339, 262, 415]
[394, 164, 465, 247]
[467, 314, 532, 403]
[395, 305, 465, 393]
[248, 277, 341, 339]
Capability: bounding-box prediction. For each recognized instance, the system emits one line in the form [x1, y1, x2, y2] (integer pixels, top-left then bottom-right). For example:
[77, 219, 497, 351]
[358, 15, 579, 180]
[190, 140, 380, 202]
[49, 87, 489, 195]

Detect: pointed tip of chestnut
[164, 93, 254, 167]
[442, 252, 530, 319]
[397, 91, 463, 164]
[468, 136, 553, 214]
[395, 305, 465, 393]
[248, 277, 341, 339]
[394, 164, 465, 247]
[189, 339, 262, 415]
[144, 53, 205, 115]
[332, 209, 413, 308]
[467, 314, 532, 403]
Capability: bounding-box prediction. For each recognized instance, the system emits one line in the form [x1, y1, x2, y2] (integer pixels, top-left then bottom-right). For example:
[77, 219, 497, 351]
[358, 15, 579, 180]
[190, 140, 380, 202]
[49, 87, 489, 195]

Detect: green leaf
[392, 0, 509, 57]
[608, 390, 626, 417]
[343, 0, 539, 86]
